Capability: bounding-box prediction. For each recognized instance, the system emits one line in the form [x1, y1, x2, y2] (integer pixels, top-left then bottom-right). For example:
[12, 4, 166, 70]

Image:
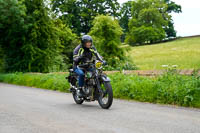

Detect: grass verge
[0, 73, 70, 92]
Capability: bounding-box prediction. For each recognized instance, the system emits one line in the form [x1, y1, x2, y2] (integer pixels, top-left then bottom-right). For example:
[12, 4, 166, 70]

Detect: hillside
[127, 37, 200, 70]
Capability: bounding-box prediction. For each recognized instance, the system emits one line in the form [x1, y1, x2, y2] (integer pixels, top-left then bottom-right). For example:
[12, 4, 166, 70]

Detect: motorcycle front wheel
[98, 82, 113, 109]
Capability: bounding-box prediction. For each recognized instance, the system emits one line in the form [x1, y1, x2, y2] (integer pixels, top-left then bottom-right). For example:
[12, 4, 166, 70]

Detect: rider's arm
[90, 46, 104, 62]
[73, 45, 84, 64]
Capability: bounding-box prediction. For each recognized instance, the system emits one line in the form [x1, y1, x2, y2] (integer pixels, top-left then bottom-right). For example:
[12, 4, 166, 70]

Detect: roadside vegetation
[0, 71, 200, 108]
[0, 73, 70, 92]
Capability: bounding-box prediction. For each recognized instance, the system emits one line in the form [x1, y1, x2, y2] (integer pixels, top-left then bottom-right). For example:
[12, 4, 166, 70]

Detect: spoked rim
[98, 81, 113, 109]
[99, 83, 109, 104]
[74, 93, 81, 100]
[72, 91, 84, 104]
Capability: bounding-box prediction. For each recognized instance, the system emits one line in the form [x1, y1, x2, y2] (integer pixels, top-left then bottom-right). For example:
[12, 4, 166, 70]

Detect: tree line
[0, 0, 181, 72]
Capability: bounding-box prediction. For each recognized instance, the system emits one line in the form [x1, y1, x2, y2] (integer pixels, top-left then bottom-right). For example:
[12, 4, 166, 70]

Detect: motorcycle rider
[73, 35, 106, 97]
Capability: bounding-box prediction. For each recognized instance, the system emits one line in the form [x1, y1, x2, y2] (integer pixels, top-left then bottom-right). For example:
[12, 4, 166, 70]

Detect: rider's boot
[77, 86, 84, 97]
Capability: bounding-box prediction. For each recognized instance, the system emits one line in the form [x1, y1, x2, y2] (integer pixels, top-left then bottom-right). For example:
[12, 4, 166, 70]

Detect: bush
[103, 57, 138, 71]
[0, 73, 70, 92]
[89, 15, 125, 67]
[110, 72, 200, 107]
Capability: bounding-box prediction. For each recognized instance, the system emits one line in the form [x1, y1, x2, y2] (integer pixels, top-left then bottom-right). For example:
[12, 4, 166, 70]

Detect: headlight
[95, 61, 102, 69]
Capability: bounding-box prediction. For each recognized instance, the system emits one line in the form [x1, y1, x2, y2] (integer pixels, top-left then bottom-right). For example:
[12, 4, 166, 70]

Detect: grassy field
[127, 37, 200, 70]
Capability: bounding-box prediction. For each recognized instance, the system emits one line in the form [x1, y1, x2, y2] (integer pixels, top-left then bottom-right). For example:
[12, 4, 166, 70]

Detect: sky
[118, 0, 200, 37]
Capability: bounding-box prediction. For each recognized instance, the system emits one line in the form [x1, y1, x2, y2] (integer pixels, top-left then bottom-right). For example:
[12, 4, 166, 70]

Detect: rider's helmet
[81, 35, 93, 47]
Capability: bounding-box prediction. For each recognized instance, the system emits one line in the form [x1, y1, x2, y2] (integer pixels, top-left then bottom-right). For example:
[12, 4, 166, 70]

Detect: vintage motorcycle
[67, 60, 113, 109]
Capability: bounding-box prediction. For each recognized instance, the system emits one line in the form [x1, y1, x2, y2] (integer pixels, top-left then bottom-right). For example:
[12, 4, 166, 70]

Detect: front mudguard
[100, 74, 111, 82]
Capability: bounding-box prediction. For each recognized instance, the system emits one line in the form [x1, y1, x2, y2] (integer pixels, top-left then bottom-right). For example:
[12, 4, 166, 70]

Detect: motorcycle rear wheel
[73, 92, 84, 104]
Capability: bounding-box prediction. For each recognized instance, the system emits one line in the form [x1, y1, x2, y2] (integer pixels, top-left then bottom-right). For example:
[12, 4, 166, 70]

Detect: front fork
[95, 74, 109, 98]
[95, 74, 102, 89]
[97, 74, 111, 96]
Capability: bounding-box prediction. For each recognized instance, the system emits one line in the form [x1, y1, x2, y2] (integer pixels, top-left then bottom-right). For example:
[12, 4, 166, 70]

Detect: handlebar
[77, 60, 106, 68]
[78, 63, 94, 68]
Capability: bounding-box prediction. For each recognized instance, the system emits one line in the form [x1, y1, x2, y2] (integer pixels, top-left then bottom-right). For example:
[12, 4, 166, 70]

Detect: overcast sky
[118, 0, 200, 37]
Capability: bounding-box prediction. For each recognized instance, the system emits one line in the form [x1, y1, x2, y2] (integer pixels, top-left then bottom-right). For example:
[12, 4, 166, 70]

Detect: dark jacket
[73, 44, 103, 69]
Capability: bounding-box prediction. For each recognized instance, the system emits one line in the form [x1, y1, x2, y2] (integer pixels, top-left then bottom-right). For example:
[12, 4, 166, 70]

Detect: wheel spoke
[97, 81, 113, 109]
[99, 83, 108, 104]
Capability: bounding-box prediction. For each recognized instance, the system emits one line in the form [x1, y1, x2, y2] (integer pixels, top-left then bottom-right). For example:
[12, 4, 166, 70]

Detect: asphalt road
[0, 83, 200, 133]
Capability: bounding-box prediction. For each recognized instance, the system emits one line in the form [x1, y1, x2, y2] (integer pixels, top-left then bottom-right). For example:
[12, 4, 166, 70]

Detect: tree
[165, 0, 182, 13]
[120, 0, 181, 41]
[125, 0, 169, 45]
[0, 0, 76, 72]
[119, 1, 132, 42]
[51, 0, 120, 35]
[53, 19, 78, 70]
[119, 1, 132, 33]
[164, 0, 182, 38]
[21, 0, 77, 72]
[0, 0, 27, 72]
[89, 15, 124, 67]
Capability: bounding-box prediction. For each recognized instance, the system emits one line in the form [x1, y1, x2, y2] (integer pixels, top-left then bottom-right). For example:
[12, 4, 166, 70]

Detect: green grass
[110, 72, 200, 108]
[127, 37, 200, 70]
[0, 72, 200, 108]
[0, 73, 70, 92]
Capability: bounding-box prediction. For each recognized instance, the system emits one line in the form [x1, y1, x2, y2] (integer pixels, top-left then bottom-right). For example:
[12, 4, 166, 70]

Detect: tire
[98, 82, 113, 109]
[73, 92, 84, 104]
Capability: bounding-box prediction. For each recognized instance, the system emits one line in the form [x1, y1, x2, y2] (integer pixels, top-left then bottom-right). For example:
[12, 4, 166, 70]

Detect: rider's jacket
[73, 44, 103, 69]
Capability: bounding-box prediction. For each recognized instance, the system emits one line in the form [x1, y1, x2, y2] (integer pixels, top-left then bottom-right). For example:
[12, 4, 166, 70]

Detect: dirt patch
[104, 69, 200, 76]
[27, 69, 200, 76]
